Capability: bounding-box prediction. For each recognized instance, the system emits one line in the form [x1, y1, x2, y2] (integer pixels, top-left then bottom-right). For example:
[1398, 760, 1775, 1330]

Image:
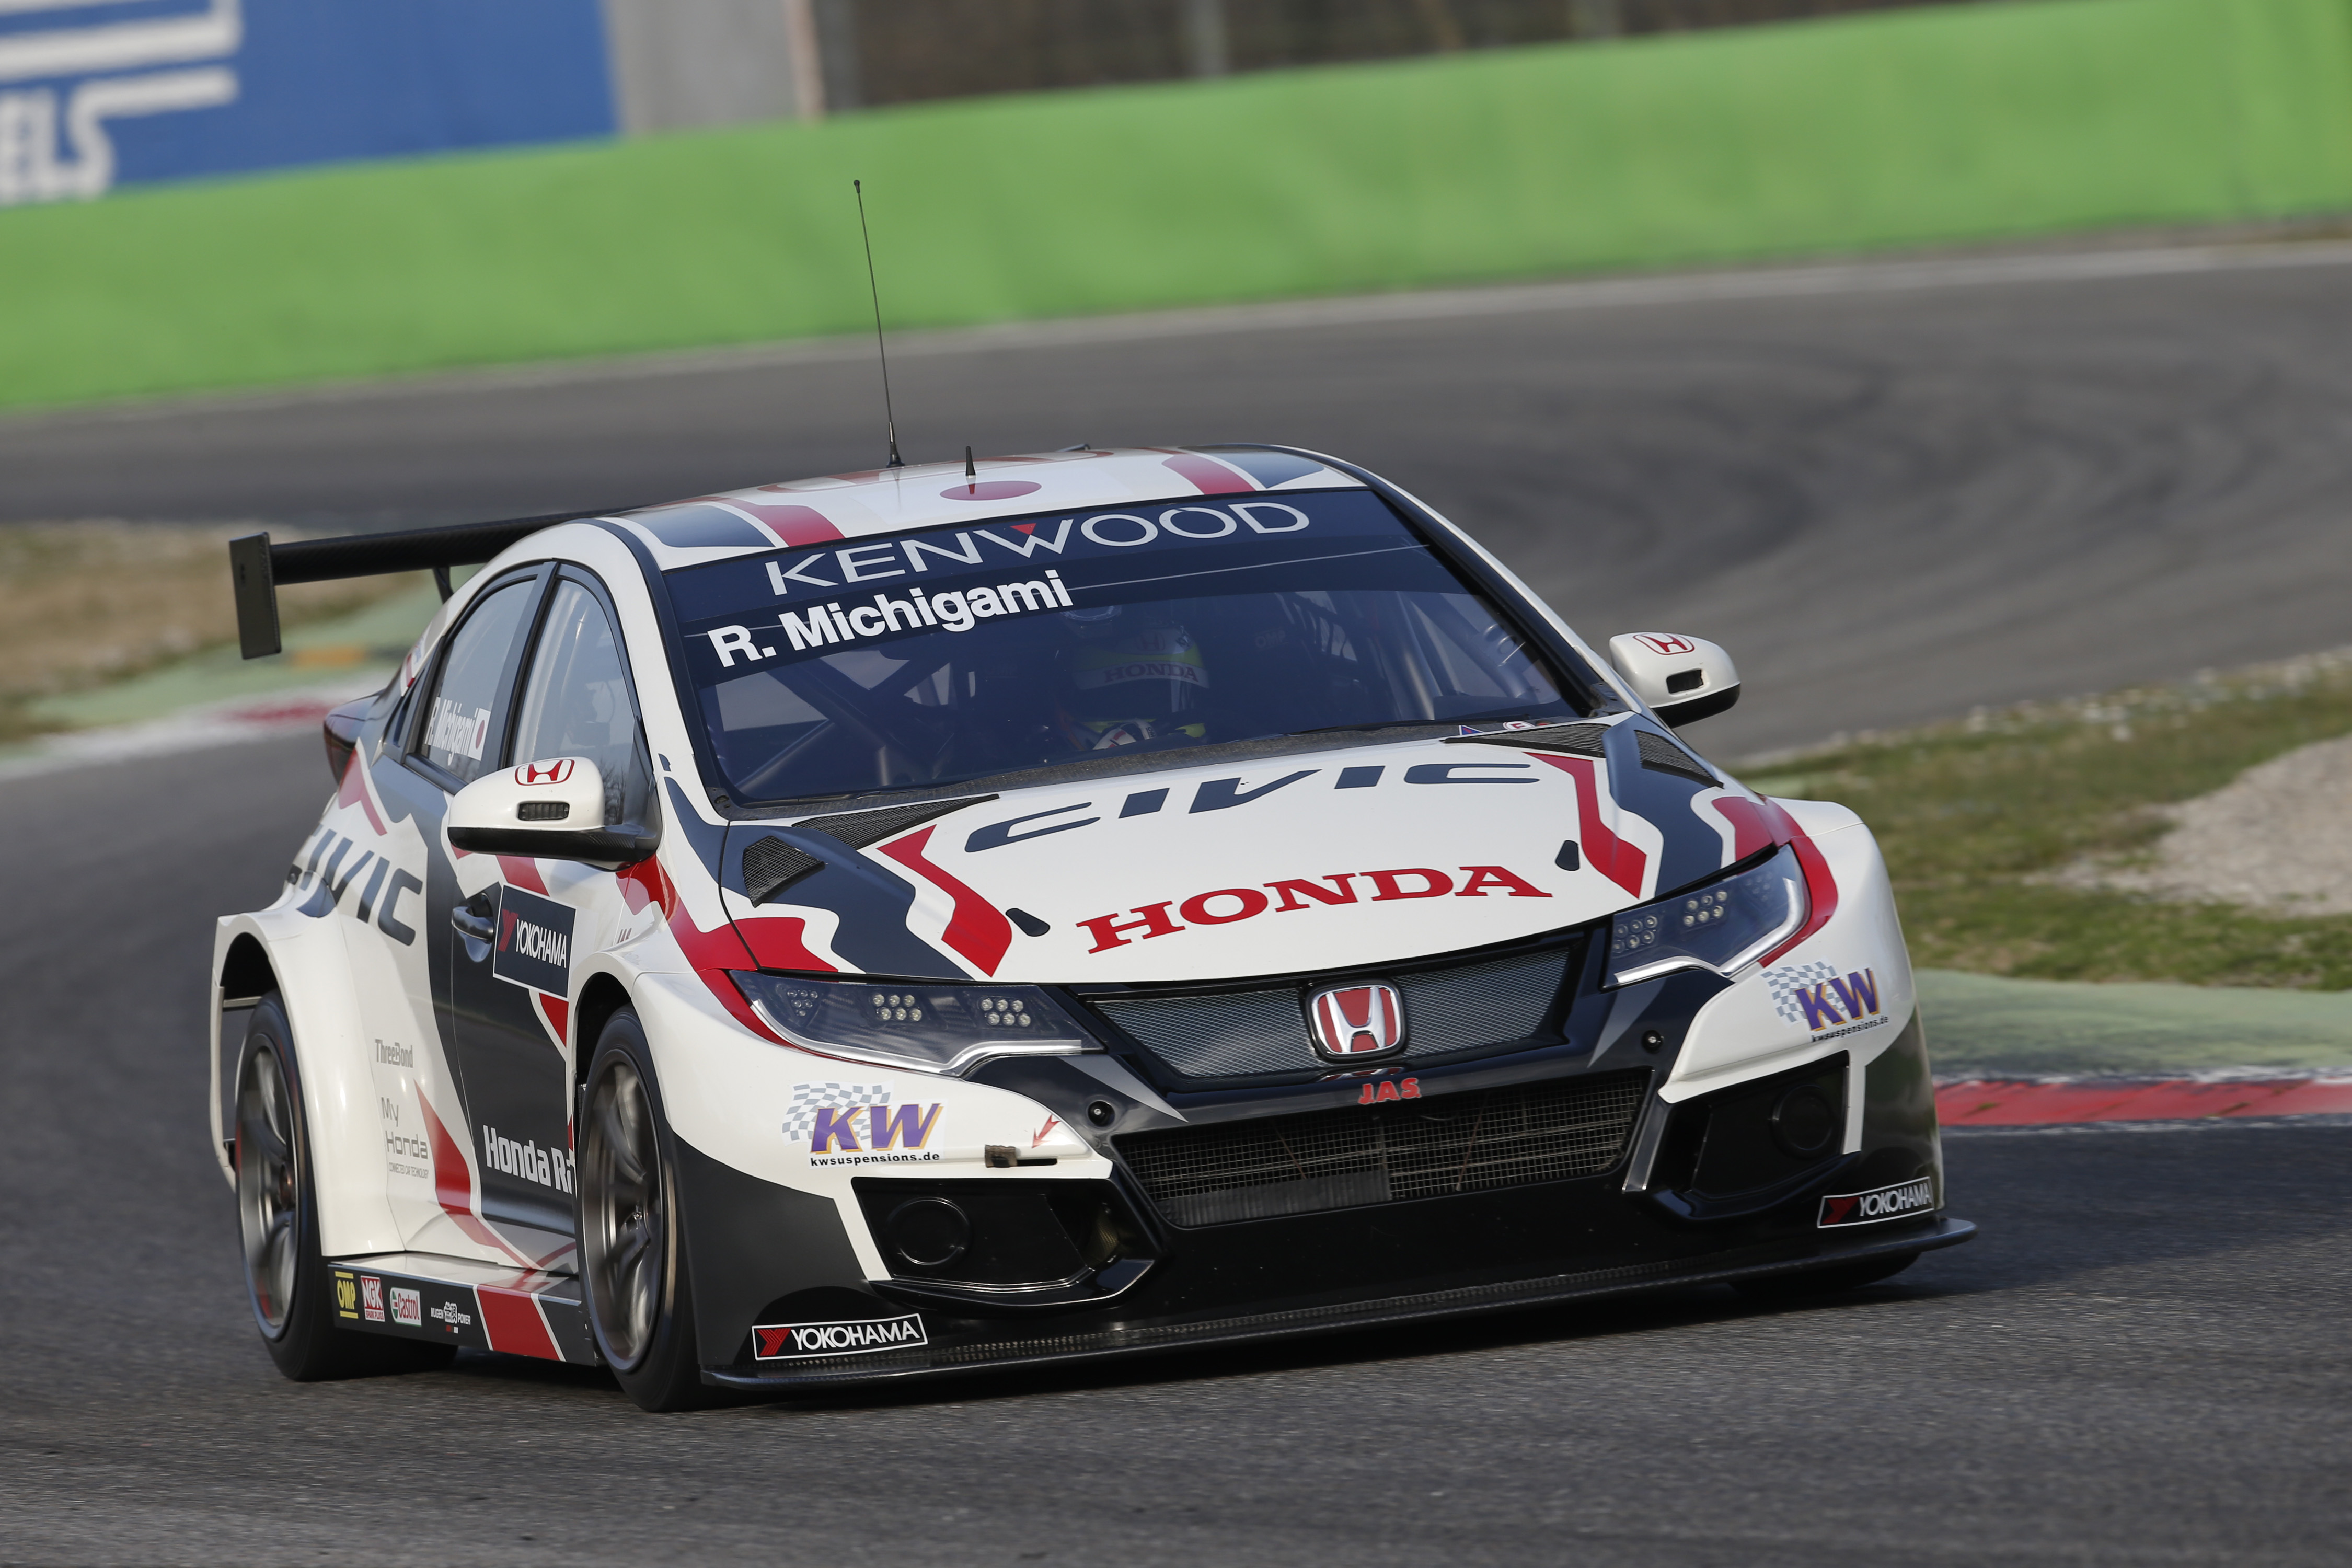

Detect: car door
[446, 571, 655, 1252]
[376, 568, 556, 1255]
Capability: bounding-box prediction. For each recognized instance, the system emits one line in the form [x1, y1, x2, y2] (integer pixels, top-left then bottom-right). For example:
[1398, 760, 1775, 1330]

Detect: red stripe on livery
[1529, 754, 1648, 897]
[1160, 454, 1256, 495]
[875, 825, 1012, 977]
[476, 1285, 562, 1361]
[737, 915, 835, 972]
[418, 1094, 533, 1266]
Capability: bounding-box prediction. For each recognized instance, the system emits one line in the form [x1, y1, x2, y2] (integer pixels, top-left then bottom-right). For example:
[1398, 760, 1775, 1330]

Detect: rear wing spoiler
[228, 509, 620, 659]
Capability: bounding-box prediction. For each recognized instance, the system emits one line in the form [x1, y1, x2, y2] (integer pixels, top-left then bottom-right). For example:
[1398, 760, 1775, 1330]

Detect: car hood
[720, 719, 1775, 986]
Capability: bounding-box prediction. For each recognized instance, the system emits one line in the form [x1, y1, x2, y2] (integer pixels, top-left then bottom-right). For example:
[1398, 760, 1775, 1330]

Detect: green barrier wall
[4, 0, 2349, 411]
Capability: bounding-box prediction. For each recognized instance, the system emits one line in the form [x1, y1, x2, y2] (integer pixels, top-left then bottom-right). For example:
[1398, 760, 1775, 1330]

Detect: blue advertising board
[0, 0, 616, 206]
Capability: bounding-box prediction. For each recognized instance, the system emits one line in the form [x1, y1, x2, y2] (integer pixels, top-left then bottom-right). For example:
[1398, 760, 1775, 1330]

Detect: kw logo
[809, 1103, 942, 1155]
[1768, 963, 1885, 1037]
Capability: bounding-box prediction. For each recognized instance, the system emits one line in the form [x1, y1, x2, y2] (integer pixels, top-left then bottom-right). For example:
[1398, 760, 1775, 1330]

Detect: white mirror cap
[1608, 633, 1739, 716]
[448, 756, 607, 835]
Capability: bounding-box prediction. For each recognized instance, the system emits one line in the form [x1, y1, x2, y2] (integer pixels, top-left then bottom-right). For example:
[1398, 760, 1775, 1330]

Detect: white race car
[213, 445, 1968, 1410]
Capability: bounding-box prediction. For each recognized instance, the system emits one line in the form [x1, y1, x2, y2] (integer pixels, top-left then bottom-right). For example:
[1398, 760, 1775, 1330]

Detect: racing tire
[580, 1009, 718, 1412]
[236, 994, 456, 1381]
[1733, 1251, 1918, 1300]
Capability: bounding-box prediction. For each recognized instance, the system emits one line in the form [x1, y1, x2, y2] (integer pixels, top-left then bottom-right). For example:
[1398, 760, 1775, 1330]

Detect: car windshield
[665, 488, 1577, 804]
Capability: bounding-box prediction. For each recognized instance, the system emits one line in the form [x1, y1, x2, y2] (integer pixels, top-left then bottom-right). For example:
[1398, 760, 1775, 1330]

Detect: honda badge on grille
[1306, 982, 1406, 1063]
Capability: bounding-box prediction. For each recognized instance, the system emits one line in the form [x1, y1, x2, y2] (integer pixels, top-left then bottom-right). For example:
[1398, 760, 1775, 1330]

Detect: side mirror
[447, 757, 660, 867]
[1608, 632, 1740, 728]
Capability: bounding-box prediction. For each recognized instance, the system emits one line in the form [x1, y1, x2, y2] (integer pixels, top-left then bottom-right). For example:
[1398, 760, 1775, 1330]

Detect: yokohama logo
[752, 1313, 928, 1360]
[1817, 1177, 1935, 1228]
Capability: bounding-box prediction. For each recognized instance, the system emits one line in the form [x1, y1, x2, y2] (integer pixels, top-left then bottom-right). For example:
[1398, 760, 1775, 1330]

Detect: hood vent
[1634, 729, 1717, 786]
[1444, 723, 1609, 757]
[741, 836, 825, 905]
[793, 793, 998, 850]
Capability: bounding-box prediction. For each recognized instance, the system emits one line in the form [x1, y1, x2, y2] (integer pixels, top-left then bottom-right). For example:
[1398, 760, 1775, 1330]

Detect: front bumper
[706, 1213, 1971, 1391]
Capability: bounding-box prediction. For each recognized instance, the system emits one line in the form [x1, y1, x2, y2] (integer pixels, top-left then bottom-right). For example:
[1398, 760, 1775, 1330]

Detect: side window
[512, 578, 652, 827]
[413, 578, 538, 785]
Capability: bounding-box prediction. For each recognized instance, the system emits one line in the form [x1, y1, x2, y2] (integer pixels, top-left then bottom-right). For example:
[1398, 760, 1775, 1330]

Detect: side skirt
[325, 1251, 602, 1366]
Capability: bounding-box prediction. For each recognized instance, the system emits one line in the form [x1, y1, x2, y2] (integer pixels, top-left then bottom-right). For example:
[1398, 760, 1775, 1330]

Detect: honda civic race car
[212, 445, 1969, 1410]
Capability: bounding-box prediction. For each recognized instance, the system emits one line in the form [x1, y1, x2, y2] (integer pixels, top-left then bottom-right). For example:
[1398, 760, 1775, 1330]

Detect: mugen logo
[1818, 1177, 1936, 1228]
[491, 885, 575, 995]
[1767, 964, 1886, 1040]
[752, 1313, 929, 1361]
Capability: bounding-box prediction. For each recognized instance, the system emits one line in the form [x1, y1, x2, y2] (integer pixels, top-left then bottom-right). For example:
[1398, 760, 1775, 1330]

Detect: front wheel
[236, 994, 453, 1381]
[580, 1009, 716, 1411]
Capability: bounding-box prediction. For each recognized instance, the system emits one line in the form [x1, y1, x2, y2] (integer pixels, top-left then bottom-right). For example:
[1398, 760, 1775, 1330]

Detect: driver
[1053, 605, 1212, 751]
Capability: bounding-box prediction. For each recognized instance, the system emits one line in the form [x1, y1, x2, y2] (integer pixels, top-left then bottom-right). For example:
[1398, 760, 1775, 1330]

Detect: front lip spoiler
[702, 1216, 1974, 1392]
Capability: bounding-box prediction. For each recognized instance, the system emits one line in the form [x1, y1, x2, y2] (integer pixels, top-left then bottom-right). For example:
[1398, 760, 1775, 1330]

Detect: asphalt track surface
[4, 734, 2350, 1566]
[8, 241, 2352, 755]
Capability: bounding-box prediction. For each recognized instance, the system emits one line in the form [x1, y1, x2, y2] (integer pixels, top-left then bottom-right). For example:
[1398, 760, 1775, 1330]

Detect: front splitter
[705, 1215, 1974, 1392]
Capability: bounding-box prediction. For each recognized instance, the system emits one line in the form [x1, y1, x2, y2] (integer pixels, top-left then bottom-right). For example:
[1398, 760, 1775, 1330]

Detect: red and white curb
[1937, 1073, 2352, 1128]
[0, 678, 390, 785]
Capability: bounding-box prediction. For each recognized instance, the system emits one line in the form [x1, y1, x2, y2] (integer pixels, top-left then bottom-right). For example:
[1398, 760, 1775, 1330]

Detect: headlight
[729, 972, 1100, 1076]
[1605, 843, 1807, 987]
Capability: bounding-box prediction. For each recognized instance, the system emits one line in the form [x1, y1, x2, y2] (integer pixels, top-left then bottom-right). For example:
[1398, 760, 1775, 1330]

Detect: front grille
[1115, 1071, 1648, 1226]
[1091, 946, 1573, 1081]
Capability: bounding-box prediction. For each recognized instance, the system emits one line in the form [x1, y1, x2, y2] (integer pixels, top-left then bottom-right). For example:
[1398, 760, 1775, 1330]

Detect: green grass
[1744, 652, 2352, 990]
[3, 0, 2351, 410]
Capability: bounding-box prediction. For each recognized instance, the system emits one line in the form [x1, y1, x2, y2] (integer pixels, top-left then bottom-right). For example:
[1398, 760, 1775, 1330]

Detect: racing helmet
[1055, 605, 1211, 750]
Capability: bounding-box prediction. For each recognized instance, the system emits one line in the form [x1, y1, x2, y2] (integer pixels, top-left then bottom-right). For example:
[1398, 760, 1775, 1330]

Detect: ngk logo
[514, 759, 575, 786]
[1307, 982, 1405, 1062]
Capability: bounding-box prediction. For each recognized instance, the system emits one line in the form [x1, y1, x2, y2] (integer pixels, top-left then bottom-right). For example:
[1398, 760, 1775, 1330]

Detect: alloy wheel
[236, 1047, 300, 1337]
[583, 1060, 666, 1369]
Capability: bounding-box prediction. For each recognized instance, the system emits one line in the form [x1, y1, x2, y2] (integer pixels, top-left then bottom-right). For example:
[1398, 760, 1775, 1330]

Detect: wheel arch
[211, 913, 401, 1256]
[571, 971, 636, 1098]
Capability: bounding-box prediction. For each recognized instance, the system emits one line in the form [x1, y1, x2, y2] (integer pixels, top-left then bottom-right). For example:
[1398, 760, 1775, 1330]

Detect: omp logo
[333, 1272, 359, 1319]
[752, 1314, 928, 1360]
[1767, 963, 1885, 1037]
[1818, 1177, 1936, 1228]
[481, 1125, 573, 1194]
[515, 759, 575, 785]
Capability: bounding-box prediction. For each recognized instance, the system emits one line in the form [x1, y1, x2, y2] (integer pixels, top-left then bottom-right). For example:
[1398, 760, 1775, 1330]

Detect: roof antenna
[852, 179, 904, 469]
[964, 444, 976, 490]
